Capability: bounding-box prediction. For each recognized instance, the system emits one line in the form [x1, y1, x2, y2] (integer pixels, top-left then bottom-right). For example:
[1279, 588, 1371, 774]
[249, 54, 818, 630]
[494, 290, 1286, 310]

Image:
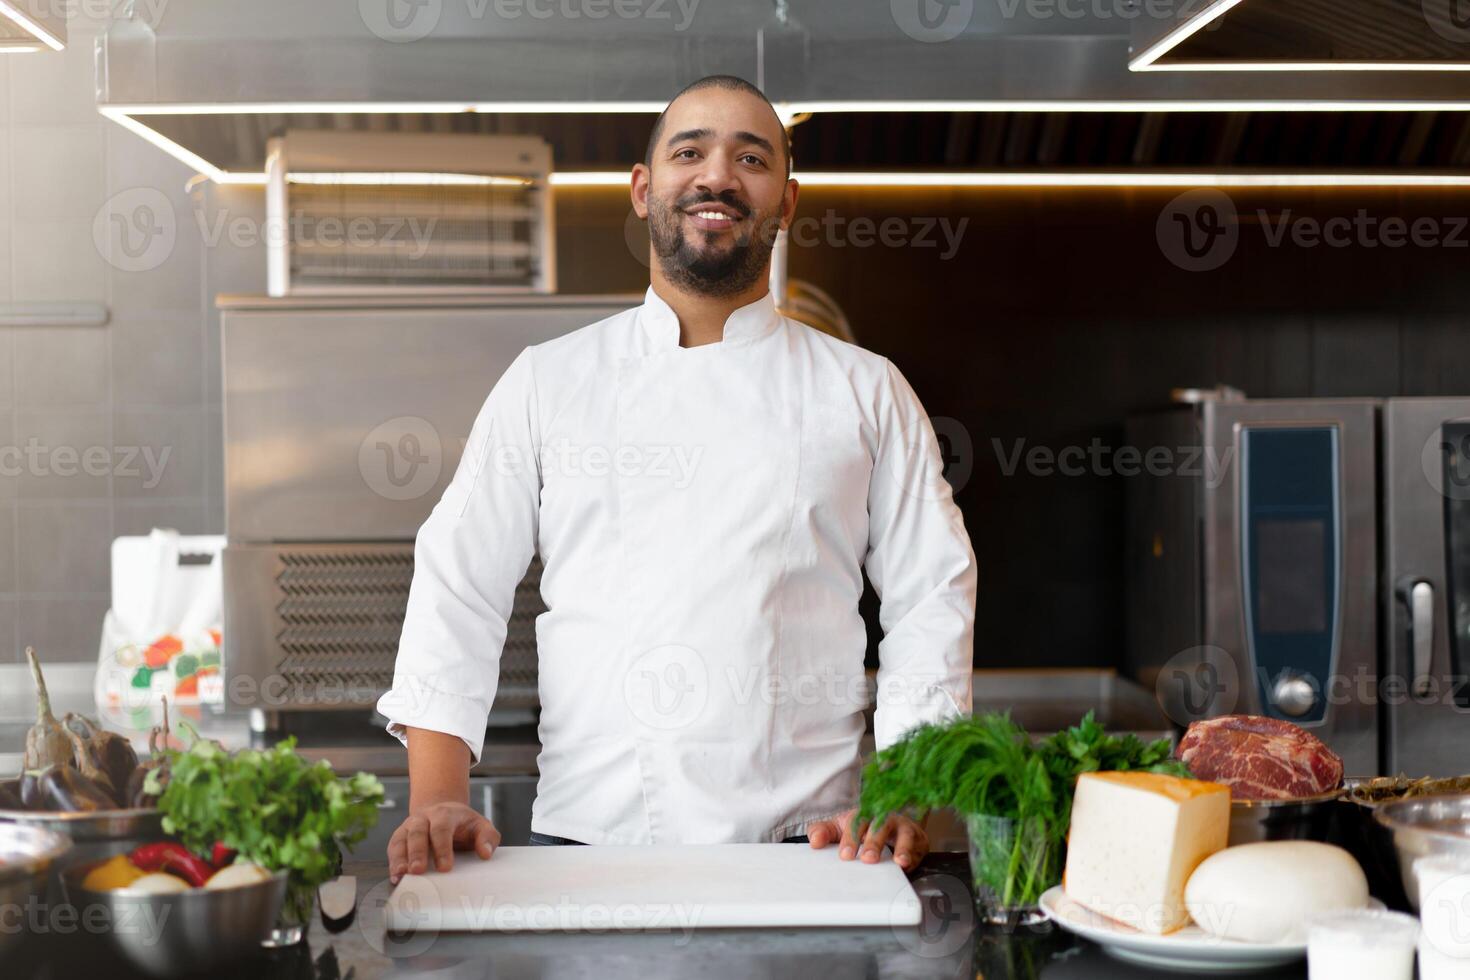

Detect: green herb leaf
[151, 735, 384, 893]
[856, 710, 1189, 906]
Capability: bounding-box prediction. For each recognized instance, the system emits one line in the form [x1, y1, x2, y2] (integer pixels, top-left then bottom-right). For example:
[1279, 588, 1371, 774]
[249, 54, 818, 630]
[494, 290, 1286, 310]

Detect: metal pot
[0, 822, 73, 958]
[60, 858, 289, 978]
[1227, 788, 1343, 846]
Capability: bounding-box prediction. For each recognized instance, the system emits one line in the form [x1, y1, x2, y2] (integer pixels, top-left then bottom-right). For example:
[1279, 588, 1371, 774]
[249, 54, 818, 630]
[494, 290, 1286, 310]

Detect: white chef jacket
[377, 285, 976, 845]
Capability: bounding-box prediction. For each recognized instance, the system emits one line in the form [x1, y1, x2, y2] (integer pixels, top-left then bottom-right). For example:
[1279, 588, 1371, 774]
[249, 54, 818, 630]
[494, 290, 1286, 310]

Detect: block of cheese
[1062, 771, 1231, 934]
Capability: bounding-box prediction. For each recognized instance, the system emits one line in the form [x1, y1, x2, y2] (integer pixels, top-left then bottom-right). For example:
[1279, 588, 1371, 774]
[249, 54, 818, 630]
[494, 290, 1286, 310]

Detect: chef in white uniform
[381, 75, 976, 885]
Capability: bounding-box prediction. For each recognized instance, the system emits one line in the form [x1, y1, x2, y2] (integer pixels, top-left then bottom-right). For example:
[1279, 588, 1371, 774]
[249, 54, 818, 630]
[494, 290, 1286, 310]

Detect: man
[380, 75, 975, 886]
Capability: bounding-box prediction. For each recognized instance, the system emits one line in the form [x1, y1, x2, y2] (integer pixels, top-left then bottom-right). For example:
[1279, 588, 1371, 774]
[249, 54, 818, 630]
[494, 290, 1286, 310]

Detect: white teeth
[694, 211, 732, 221]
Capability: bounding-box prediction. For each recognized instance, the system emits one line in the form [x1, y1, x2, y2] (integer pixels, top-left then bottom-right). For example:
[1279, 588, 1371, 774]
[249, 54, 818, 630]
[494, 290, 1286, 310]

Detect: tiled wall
[0, 16, 220, 663]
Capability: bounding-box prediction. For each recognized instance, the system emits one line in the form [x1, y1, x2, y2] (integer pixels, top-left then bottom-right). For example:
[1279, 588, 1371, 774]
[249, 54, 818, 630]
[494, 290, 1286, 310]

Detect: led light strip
[556, 171, 1470, 188]
[287, 172, 534, 187]
[1128, 0, 1246, 72]
[1138, 61, 1470, 72]
[1126, 0, 1470, 72]
[167, 170, 1470, 189]
[101, 103, 1470, 189]
[0, 0, 63, 50]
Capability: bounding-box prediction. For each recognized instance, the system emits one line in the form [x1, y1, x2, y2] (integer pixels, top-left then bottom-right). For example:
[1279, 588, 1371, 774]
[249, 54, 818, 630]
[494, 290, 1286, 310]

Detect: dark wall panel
[552, 185, 1470, 670]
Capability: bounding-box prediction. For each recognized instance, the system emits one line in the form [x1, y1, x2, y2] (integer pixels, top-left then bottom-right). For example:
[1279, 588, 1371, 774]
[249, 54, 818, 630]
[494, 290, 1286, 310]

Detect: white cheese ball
[1184, 841, 1368, 944]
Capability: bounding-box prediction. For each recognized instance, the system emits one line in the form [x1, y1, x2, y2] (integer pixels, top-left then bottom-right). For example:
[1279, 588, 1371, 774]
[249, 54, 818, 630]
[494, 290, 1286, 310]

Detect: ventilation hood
[96, 0, 1470, 183]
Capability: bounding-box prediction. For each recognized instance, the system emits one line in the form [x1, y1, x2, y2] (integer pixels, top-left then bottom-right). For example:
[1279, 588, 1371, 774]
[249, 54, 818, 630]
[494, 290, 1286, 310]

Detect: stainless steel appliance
[1125, 395, 1380, 776]
[219, 293, 638, 725]
[1381, 398, 1470, 777]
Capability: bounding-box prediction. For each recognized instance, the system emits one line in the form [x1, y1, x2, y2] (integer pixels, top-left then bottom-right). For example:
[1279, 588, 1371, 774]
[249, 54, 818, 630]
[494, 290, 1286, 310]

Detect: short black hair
[644, 75, 792, 179]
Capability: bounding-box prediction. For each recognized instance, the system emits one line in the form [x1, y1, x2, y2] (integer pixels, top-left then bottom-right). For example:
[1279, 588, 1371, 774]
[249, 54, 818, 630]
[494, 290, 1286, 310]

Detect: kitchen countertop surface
[9, 851, 1311, 980]
[6, 662, 1288, 977]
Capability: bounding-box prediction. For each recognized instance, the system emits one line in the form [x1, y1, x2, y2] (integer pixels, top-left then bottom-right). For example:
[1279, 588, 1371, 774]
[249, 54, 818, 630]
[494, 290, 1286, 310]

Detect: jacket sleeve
[864, 359, 977, 750]
[375, 349, 541, 766]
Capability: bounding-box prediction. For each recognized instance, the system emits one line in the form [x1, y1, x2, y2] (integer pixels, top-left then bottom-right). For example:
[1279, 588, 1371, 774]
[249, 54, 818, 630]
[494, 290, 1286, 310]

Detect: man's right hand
[387, 801, 500, 884]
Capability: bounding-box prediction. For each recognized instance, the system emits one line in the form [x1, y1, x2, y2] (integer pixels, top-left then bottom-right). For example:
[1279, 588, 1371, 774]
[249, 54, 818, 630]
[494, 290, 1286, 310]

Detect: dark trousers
[530, 831, 811, 845]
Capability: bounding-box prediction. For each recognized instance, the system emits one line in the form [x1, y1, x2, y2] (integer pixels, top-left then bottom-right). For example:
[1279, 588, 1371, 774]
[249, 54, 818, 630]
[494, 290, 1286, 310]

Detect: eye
[740, 154, 767, 167]
[673, 148, 700, 161]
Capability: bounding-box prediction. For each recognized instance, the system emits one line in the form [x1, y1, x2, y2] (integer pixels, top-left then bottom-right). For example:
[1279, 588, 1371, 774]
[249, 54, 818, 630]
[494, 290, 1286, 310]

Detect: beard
[646, 190, 782, 299]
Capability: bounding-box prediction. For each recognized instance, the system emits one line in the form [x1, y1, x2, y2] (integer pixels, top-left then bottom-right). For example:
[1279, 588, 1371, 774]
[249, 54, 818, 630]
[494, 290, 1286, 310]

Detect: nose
[692, 150, 741, 200]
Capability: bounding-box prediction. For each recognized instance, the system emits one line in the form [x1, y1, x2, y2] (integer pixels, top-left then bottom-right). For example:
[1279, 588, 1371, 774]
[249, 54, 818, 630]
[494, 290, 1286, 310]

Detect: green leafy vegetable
[856, 711, 1190, 907]
[144, 721, 383, 917]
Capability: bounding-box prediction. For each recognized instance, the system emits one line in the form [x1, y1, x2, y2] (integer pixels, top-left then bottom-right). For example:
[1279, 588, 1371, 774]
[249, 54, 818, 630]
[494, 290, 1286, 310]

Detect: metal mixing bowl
[1373, 793, 1470, 912]
[0, 807, 165, 868]
[1227, 788, 1344, 845]
[60, 858, 289, 978]
[0, 822, 73, 958]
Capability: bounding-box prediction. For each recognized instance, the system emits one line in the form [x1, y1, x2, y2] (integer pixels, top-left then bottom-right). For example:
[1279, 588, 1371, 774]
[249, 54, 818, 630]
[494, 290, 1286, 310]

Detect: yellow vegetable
[81, 854, 146, 891]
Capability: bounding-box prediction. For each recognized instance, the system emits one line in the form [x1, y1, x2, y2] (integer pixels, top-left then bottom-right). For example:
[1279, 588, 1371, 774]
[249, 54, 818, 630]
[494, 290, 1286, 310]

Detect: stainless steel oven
[1381, 398, 1470, 777]
[219, 293, 638, 726]
[1125, 395, 1380, 776]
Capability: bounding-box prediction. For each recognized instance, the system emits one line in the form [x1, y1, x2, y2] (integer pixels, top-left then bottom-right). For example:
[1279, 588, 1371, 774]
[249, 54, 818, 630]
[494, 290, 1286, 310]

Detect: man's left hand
[806, 808, 927, 871]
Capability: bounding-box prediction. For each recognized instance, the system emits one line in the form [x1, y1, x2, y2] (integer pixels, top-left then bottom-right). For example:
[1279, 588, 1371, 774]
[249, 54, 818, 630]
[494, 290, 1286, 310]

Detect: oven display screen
[1256, 518, 1328, 635]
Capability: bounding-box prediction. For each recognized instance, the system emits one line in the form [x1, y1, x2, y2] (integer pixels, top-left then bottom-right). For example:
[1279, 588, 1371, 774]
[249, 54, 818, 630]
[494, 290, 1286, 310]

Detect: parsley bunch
[856, 711, 1189, 906]
[145, 724, 383, 900]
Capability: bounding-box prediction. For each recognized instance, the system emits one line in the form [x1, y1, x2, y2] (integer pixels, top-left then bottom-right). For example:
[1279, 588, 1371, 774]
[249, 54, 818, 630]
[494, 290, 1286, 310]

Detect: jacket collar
[638, 285, 781, 350]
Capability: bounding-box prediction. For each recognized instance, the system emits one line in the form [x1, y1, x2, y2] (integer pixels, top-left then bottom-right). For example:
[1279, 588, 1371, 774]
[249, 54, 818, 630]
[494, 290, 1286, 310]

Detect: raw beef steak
[1176, 715, 1344, 800]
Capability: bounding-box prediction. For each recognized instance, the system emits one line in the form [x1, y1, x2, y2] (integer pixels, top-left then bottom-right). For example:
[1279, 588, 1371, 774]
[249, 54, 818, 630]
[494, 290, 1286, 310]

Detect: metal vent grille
[287, 182, 543, 290]
[271, 549, 543, 708]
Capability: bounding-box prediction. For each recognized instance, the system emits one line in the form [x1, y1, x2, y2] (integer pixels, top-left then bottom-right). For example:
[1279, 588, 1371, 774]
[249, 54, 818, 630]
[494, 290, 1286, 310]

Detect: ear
[779, 178, 800, 231]
[630, 163, 651, 219]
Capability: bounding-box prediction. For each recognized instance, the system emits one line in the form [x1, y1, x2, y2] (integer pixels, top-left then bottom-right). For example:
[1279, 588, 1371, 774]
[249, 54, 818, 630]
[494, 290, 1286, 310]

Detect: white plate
[1040, 886, 1384, 974]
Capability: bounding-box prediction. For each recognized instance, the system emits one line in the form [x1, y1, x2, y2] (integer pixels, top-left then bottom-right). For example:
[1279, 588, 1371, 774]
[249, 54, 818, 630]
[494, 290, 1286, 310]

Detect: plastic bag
[95, 529, 226, 712]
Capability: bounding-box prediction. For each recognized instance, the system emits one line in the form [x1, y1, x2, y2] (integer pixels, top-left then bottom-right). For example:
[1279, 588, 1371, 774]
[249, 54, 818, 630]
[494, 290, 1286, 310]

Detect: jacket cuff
[376, 683, 488, 766]
[873, 680, 968, 751]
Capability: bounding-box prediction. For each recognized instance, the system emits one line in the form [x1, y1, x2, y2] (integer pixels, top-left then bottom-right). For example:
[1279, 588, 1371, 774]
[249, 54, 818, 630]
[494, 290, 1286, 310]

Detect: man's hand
[388, 801, 500, 884]
[806, 808, 927, 871]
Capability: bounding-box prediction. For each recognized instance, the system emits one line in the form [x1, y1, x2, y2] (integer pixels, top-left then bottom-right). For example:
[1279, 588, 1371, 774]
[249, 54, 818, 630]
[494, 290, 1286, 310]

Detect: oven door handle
[1397, 577, 1435, 697]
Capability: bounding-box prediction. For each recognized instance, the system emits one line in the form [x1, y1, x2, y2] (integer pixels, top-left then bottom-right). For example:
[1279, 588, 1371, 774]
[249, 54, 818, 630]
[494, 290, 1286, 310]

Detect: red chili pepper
[129, 842, 178, 871]
[128, 841, 215, 887]
[210, 841, 237, 869]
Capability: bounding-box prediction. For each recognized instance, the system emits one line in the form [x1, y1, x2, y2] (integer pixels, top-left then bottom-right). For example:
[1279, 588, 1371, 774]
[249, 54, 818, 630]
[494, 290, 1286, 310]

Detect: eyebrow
[665, 128, 778, 159]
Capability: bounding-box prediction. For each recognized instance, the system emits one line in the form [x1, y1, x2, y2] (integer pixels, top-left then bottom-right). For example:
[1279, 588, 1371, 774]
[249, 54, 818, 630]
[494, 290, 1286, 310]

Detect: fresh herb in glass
[856, 711, 1189, 914]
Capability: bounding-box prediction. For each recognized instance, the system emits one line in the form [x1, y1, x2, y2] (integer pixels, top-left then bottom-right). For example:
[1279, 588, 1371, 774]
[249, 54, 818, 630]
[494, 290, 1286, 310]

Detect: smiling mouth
[682, 203, 746, 229]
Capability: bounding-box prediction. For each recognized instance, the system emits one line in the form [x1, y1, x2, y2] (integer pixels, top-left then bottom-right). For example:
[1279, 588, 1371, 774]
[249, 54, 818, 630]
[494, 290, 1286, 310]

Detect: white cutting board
[385, 844, 923, 932]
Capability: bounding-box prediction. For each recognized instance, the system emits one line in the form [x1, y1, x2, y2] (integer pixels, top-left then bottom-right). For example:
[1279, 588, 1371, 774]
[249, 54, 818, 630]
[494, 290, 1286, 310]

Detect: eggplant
[23, 648, 72, 771]
[63, 711, 139, 804]
[66, 730, 122, 806]
[36, 763, 116, 813]
[19, 769, 45, 810]
[126, 698, 172, 809]
[0, 778, 22, 811]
